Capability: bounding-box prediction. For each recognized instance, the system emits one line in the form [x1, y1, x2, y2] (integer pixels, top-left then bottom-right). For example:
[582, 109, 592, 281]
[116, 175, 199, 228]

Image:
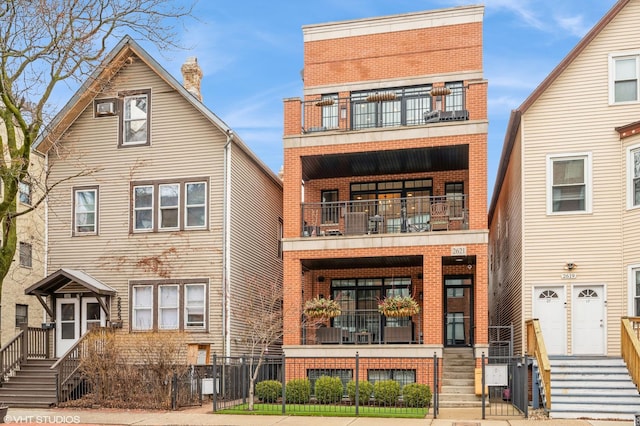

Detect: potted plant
[303, 296, 341, 320]
[378, 295, 420, 318]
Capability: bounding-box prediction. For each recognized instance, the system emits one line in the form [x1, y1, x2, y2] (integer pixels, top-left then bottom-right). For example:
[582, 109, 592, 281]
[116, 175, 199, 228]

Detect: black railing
[304, 309, 421, 345]
[301, 195, 467, 237]
[301, 88, 468, 134]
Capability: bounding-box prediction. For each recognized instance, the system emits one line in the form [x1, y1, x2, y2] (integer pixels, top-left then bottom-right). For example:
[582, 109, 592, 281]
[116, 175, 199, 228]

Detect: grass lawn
[217, 403, 428, 418]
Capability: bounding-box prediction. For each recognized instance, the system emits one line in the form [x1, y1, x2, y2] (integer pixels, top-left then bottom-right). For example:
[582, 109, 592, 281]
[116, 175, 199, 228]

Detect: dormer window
[119, 89, 151, 147]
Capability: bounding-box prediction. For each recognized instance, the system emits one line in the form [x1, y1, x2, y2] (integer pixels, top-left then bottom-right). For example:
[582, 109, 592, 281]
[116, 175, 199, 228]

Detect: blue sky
[134, 0, 618, 194]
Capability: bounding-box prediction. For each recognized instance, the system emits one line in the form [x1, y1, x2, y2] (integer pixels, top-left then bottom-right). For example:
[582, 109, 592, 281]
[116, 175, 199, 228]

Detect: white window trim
[122, 92, 149, 145]
[158, 284, 180, 330]
[609, 52, 640, 105]
[132, 285, 154, 331]
[627, 143, 640, 210]
[546, 152, 592, 215]
[628, 264, 640, 316]
[74, 188, 98, 235]
[185, 181, 207, 229]
[184, 283, 206, 330]
[159, 183, 180, 230]
[133, 185, 154, 232]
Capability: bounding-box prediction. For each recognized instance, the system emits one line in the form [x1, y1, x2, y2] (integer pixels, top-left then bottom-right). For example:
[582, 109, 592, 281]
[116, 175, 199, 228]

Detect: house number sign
[561, 273, 577, 279]
[451, 246, 467, 256]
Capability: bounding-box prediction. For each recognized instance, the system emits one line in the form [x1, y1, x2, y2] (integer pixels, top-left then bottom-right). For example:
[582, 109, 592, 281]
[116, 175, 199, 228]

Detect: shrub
[285, 379, 311, 403]
[373, 379, 401, 406]
[402, 383, 432, 408]
[346, 380, 374, 405]
[314, 376, 343, 404]
[255, 380, 282, 403]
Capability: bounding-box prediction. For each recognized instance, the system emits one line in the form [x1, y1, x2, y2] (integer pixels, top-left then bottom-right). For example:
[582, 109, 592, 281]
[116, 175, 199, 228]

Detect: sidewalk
[3, 406, 635, 426]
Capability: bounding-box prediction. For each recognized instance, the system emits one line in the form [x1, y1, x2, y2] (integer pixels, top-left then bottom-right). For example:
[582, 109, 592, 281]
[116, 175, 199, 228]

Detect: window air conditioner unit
[95, 101, 116, 116]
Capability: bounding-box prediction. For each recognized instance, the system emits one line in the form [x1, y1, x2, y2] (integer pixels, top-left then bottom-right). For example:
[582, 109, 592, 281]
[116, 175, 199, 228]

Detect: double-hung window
[632, 267, 640, 316]
[132, 179, 207, 232]
[120, 90, 150, 146]
[19, 242, 32, 268]
[629, 145, 640, 208]
[610, 54, 639, 104]
[547, 153, 591, 214]
[19, 181, 31, 205]
[74, 187, 98, 235]
[131, 280, 207, 331]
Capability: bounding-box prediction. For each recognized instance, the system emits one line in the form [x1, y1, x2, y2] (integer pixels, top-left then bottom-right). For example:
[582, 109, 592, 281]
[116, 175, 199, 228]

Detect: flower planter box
[384, 325, 412, 343]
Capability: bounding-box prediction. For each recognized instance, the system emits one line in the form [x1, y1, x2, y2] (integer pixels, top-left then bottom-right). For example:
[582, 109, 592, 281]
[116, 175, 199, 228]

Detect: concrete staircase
[549, 356, 640, 420]
[438, 347, 482, 408]
[0, 359, 57, 408]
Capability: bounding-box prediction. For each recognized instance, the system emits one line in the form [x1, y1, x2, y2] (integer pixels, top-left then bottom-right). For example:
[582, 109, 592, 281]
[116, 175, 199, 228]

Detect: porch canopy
[25, 268, 116, 320]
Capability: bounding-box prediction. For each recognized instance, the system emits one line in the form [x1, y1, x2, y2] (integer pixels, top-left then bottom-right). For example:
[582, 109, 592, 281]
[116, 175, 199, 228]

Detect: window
[307, 369, 352, 394]
[119, 89, 150, 146]
[185, 182, 206, 228]
[321, 190, 339, 224]
[132, 285, 153, 330]
[629, 145, 640, 208]
[368, 369, 416, 388]
[610, 54, 639, 103]
[74, 187, 98, 235]
[445, 182, 464, 218]
[548, 153, 591, 214]
[445, 81, 464, 112]
[15, 304, 28, 327]
[159, 184, 179, 229]
[631, 267, 640, 316]
[159, 285, 179, 329]
[19, 242, 32, 268]
[130, 280, 208, 331]
[277, 218, 283, 260]
[131, 179, 208, 232]
[185, 284, 206, 329]
[351, 85, 431, 130]
[320, 94, 338, 129]
[19, 181, 31, 205]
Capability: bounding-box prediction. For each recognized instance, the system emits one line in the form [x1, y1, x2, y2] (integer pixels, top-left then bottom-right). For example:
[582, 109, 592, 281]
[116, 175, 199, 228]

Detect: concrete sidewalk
[3, 406, 635, 426]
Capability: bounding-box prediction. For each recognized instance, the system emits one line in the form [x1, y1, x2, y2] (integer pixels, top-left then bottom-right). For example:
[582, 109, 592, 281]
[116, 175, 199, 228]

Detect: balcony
[303, 309, 421, 345]
[301, 85, 468, 134]
[301, 195, 468, 237]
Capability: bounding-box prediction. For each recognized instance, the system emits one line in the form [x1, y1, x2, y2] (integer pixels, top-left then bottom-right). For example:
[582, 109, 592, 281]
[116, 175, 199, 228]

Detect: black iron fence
[211, 353, 438, 417]
[481, 353, 528, 418]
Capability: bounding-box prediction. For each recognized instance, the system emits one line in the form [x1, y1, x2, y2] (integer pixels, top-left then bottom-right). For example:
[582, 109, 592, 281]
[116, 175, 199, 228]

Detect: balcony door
[444, 276, 474, 347]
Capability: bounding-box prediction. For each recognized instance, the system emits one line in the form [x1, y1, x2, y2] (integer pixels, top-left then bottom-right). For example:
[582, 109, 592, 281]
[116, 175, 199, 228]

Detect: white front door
[81, 297, 106, 334]
[572, 285, 605, 355]
[533, 286, 566, 355]
[56, 298, 80, 358]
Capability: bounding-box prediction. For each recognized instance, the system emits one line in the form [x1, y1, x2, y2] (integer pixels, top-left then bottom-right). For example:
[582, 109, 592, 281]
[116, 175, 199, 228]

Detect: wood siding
[499, 0, 640, 356]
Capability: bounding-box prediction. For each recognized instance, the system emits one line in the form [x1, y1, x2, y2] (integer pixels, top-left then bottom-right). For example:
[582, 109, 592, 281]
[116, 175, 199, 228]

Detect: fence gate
[481, 354, 528, 418]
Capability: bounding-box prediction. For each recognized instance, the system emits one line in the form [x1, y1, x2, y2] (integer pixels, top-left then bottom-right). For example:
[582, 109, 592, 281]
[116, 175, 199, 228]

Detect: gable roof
[488, 0, 630, 224]
[35, 35, 281, 187]
[25, 268, 116, 296]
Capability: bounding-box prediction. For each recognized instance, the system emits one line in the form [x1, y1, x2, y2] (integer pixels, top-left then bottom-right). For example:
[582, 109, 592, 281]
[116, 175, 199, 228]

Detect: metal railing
[0, 325, 52, 385]
[621, 317, 640, 392]
[303, 309, 420, 345]
[301, 195, 468, 237]
[301, 89, 468, 134]
[212, 353, 438, 417]
[525, 319, 550, 410]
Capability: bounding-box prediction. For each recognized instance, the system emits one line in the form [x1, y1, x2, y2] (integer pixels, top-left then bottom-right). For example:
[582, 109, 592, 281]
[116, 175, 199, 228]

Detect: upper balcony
[299, 83, 468, 135]
[301, 195, 468, 238]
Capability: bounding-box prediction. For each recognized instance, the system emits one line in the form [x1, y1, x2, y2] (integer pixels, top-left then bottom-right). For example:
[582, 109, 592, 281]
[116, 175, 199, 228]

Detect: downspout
[43, 152, 49, 325]
[222, 130, 233, 358]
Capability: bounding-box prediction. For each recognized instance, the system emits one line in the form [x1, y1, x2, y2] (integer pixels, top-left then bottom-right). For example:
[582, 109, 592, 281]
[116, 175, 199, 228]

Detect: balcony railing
[301, 195, 467, 237]
[303, 309, 421, 345]
[301, 87, 468, 134]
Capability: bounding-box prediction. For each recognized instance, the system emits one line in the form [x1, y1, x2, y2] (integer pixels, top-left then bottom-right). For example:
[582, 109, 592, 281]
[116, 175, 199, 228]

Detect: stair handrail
[621, 316, 640, 392]
[51, 327, 108, 393]
[526, 319, 551, 409]
[0, 330, 25, 384]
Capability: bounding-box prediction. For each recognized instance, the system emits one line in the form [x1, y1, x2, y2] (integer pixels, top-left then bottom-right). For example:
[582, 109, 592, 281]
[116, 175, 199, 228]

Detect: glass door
[444, 276, 473, 346]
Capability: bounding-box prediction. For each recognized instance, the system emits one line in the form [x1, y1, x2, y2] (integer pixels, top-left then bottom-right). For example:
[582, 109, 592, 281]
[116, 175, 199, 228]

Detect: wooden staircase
[0, 359, 57, 408]
[438, 347, 482, 408]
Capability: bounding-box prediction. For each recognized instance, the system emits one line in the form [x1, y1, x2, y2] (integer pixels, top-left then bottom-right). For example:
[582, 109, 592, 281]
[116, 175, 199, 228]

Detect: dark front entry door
[444, 276, 473, 346]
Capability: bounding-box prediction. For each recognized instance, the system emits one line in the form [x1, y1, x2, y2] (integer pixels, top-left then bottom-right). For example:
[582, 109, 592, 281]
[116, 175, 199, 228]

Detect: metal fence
[211, 353, 438, 417]
[481, 353, 528, 418]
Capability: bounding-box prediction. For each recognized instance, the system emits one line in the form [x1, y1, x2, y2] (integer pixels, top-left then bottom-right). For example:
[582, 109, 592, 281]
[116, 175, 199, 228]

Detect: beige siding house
[489, 0, 640, 358]
[0, 126, 46, 346]
[27, 36, 283, 360]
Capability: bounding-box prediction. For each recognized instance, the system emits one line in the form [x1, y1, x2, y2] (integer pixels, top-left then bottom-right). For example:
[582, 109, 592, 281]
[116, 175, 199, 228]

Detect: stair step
[553, 395, 640, 405]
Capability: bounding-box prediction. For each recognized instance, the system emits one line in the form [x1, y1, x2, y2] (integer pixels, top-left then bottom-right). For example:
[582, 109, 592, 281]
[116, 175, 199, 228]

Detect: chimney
[181, 57, 203, 101]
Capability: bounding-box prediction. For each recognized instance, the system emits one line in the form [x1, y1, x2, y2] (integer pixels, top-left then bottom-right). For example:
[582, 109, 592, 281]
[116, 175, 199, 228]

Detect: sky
[116, 0, 619, 195]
